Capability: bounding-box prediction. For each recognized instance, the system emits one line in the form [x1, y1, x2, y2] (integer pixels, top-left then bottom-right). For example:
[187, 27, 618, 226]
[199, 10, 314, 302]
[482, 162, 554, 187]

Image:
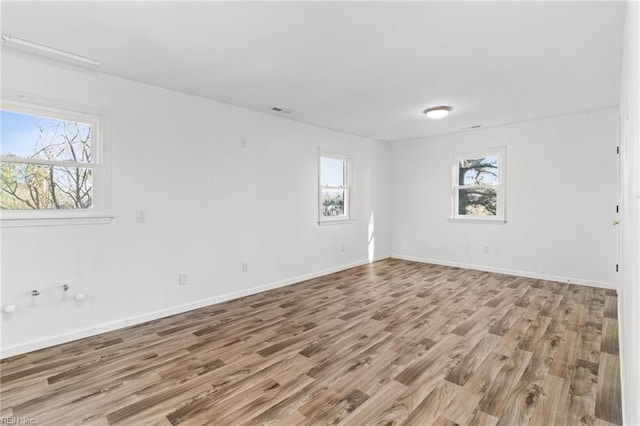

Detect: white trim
[1, 97, 103, 126]
[390, 254, 616, 290]
[448, 217, 506, 224]
[0, 254, 390, 359]
[0, 156, 93, 168]
[1, 215, 113, 228]
[318, 218, 355, 226]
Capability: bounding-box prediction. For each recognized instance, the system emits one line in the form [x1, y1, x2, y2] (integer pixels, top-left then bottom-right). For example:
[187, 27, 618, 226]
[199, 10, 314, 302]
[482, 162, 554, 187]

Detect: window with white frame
[319, 152, 351, 223]
[0, 97, 109, 225]
[452, 147, 505, 221]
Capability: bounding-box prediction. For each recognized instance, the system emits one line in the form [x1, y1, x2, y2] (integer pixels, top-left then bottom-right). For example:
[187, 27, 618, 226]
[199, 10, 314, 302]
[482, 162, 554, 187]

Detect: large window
[1, 97, 109, 226]
[319, 152, 351, 224]
[452, 147, 505, 221]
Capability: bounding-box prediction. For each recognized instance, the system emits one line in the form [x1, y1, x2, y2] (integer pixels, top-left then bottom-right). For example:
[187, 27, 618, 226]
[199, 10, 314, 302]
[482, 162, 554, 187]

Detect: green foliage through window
[454, 154, 503, 219]
[320, 154, 349, 220]
[1, 109, 94, 210]
[457, 157, 498, 216]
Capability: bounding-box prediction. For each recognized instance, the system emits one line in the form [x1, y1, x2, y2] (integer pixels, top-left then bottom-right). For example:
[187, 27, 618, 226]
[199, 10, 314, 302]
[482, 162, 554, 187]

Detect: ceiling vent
[271, 106, 294, 114]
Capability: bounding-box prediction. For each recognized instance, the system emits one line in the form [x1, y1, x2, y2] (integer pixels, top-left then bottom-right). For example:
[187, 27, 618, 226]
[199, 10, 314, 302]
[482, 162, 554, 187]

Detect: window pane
[321, 157, 345, 187]
[458, 187, 497, 216]
[321, 188, 345, 217]
[1, 110, 92, 163]
[0, 163, 93, 210]
[458, 157, 498, 186]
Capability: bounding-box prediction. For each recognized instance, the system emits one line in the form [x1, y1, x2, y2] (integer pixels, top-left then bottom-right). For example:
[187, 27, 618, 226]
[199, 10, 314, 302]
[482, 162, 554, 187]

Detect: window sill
[318, 218, 354, 226]
[448, 217, 506, 224]
[1, 215, 114, 228]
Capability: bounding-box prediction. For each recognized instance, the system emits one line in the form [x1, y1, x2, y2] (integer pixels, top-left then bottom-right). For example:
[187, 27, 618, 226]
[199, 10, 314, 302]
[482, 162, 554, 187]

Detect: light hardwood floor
[0, 259, 622, 425]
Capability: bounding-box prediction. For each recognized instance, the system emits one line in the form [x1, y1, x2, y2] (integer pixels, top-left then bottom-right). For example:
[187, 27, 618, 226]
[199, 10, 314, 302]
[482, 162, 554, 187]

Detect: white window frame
[318, 151, 352, 225]
[450, 146, 506, 223]
[0, 92, 112, 227]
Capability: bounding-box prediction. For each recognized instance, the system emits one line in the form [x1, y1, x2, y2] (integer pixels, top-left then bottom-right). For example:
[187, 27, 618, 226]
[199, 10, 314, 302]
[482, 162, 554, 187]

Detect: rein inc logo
[0, 418, 35, 425]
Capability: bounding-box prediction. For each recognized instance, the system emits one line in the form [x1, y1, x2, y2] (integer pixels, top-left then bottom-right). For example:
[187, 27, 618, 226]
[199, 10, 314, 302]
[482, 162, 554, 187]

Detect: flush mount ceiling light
[423, 106, 452, 119]
[1, 34, 101, 67]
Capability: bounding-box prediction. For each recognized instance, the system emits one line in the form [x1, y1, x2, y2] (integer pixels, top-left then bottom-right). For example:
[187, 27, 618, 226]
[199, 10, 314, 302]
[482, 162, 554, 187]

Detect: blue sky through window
[1, 110, 92, 161]
[1, 111, 41, 157]
[460, 157, 498, 186]
[321, 157, 345, 187]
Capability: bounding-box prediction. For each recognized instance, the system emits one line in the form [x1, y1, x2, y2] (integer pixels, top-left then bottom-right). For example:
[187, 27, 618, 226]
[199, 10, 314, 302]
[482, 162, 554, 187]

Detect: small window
[452, 147, 505, 222]
[319, 152, 351, 224]
[1, 97, 110, 226]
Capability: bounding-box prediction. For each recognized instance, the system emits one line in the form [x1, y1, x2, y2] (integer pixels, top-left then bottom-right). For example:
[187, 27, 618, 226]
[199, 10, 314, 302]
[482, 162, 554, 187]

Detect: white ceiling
[1, 1, 625, 141]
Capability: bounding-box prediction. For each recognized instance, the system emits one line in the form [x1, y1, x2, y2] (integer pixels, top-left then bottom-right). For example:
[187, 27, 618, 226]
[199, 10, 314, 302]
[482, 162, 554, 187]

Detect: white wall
[0, 45, 624, 364]
[618, 2, 640, 424]
[390, 109, 619, 288]
[0, 48, 390, 357]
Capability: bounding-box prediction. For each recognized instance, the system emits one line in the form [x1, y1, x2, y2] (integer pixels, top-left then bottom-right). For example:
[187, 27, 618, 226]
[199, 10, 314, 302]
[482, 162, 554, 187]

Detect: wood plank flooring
[0, 259, 622, 425]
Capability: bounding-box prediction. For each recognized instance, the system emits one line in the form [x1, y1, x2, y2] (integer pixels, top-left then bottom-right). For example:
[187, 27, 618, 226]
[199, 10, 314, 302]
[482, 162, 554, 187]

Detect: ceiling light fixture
[423, 106, 452, 119]
[1, 34, 101, 67]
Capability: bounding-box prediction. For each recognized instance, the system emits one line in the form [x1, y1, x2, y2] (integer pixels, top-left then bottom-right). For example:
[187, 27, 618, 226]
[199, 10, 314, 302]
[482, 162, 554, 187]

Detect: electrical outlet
[178, 273, 188, 285]
[240, 137, 247, 148]
[483, 246, 490, 254]
[242, 263, 248, 273]
[136, 209, 147, 222]
[341, 244, 346, 252]
[464, 244, 470, 252]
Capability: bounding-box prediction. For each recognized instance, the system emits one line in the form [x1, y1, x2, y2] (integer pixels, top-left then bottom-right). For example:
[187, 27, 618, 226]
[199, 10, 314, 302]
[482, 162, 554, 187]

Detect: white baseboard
[0, 255, 390, 359]
[390, 254, 616, 290]
[3, 253, 610, 358]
